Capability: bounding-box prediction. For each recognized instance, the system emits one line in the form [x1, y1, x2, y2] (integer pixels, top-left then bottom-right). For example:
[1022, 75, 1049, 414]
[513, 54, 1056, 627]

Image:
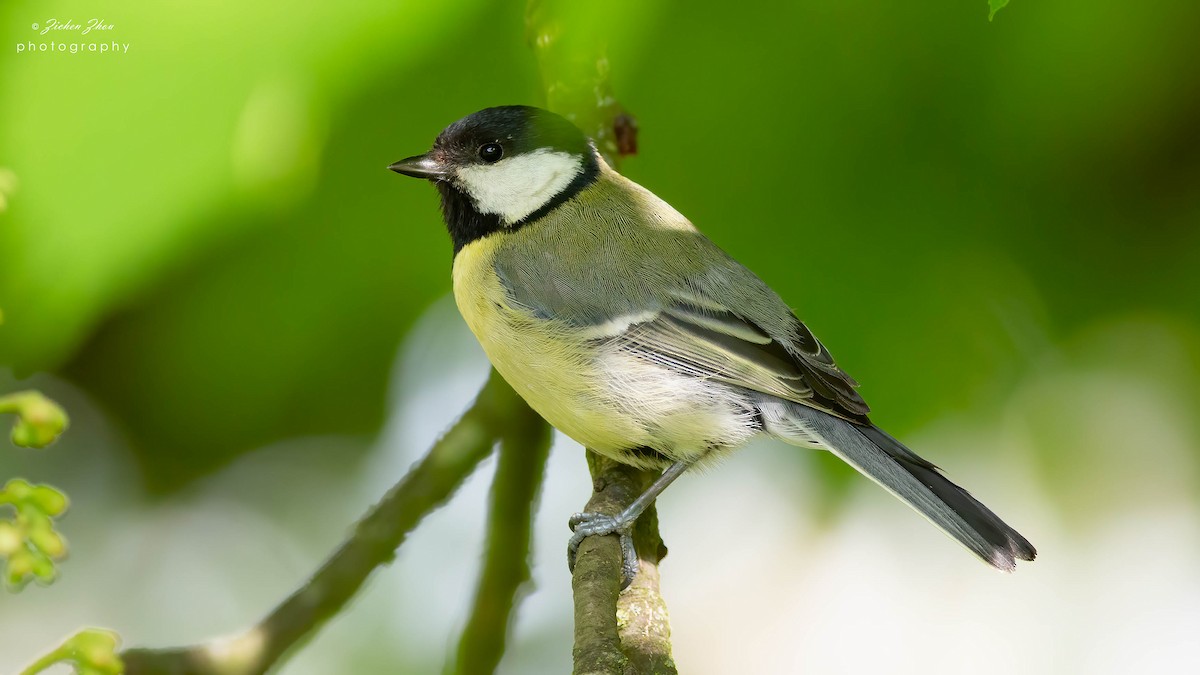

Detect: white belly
[452, 246, 757, 467]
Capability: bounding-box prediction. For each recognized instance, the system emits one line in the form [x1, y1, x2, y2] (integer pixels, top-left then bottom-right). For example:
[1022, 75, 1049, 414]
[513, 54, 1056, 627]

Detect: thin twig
[525, 0, 637, 168]
[453, 393, 552, 674]
[571, 453, 676, 675]
[120, 371, 527, 675]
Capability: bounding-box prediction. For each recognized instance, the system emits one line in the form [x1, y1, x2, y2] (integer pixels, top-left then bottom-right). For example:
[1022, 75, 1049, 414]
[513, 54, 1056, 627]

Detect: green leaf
[0, 391, 69, 448]
[20, 628, 123, 675]
[0, 478, 70, 591]
[989, 0, 1009, 21]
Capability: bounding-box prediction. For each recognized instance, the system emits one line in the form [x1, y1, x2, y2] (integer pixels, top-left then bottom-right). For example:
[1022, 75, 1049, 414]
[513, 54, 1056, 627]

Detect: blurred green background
[2, 0, 1199, 673]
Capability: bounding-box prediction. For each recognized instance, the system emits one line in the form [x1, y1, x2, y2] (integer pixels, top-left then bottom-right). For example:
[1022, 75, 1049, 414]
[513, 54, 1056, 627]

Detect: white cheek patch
[455, 148, 583, 225]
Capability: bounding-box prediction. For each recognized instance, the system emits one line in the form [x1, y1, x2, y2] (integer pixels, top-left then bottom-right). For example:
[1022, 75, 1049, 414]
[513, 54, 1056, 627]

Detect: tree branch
[525, 3, 673, 673]
[571, 454, 676, 675]
[120, 371, 528, 675]
[617, 479, 673, 675]
[453, 390, 552, 674]
[525, 0, 638, 167]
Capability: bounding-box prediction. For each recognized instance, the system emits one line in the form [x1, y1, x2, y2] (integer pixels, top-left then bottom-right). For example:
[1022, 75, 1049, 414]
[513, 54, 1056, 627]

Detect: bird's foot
[567, 511, 639, 589]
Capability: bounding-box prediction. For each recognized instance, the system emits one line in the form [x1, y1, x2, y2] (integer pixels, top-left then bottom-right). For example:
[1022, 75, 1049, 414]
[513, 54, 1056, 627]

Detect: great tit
[390, 105, 1035, 584]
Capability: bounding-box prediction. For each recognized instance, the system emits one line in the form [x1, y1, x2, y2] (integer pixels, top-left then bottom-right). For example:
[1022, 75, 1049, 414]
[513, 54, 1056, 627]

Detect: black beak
[388, 153, 448, 180]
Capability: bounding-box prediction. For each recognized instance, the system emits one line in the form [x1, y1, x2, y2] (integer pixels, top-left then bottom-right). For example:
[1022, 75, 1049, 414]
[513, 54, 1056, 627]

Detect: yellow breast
[452, 236, 648, 454]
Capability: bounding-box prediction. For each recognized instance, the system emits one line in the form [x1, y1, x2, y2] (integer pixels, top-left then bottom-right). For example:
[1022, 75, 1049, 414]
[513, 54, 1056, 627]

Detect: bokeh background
[3, 0, 1200, 672]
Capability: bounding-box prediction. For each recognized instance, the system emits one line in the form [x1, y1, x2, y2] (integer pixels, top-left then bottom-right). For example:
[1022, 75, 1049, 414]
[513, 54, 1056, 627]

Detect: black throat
[440, 153, 600, 255]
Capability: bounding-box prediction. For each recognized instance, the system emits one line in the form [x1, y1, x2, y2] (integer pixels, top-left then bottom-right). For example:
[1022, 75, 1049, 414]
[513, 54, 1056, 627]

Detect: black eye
[478, 143, 504, 163]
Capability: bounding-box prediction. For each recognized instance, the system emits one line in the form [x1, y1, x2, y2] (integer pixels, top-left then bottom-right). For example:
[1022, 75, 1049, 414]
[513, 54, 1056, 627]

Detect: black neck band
[441, 153, 600, 255]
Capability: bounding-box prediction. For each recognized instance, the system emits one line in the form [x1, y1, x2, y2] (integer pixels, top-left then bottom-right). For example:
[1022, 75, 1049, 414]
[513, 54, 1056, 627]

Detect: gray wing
[623, 298, 870, 421]
[493, 228, 870, 422]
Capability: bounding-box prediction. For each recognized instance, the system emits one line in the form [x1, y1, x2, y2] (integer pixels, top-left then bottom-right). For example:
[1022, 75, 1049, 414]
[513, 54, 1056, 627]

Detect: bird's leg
[568, 460, 690, 589]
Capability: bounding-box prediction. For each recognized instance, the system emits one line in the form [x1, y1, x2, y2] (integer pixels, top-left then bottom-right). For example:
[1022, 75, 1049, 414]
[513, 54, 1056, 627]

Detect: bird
[389, 105, 1035, 586]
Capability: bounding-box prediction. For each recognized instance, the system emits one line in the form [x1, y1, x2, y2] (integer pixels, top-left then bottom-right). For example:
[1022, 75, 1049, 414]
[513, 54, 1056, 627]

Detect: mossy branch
[116, 371, 533, 675]
[571, 454, 676, 675]
[453, 389, 552, 674]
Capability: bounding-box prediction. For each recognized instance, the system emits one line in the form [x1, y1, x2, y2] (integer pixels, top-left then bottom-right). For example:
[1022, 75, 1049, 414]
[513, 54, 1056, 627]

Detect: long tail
[759, 400, 1036, 570]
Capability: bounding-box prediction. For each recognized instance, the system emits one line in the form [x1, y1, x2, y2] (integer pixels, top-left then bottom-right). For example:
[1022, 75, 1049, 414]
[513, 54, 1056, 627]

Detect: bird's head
[390, 106, 600, 250]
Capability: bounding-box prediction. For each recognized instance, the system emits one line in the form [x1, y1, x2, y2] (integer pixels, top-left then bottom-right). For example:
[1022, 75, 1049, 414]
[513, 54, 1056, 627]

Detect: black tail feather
[764, 400, 1036, 570]
[856, 425, 1037, 567]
